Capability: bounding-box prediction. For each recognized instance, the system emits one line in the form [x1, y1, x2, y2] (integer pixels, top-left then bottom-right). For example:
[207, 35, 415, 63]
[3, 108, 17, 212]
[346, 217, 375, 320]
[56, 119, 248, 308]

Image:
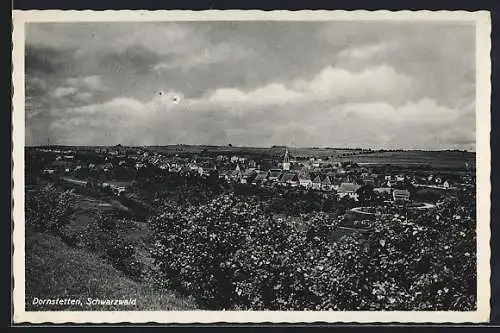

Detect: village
[28, 144, 471, 209]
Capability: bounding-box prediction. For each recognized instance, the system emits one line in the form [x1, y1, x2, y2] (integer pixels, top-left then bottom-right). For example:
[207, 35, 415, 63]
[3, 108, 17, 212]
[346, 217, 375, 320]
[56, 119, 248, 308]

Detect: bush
[25, 184, 76, 234]
[150, 189, 477, 311]
[82, 212, 144, 280]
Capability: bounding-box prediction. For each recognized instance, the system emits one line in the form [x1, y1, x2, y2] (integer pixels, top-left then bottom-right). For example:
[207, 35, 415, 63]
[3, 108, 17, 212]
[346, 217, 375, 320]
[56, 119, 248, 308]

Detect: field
[146, 144, 356, 159]
[338, 150, 475, 170]
[146, 145, 474, 170]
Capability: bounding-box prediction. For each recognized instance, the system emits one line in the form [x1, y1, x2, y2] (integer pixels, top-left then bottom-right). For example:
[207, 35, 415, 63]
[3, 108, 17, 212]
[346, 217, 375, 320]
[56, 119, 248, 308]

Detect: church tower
[282, 147, 290, 171]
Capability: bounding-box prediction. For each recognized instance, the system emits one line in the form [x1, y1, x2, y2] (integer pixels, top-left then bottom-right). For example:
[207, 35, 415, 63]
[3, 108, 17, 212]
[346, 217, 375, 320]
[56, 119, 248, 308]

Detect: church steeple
[282, 147, 290, 171]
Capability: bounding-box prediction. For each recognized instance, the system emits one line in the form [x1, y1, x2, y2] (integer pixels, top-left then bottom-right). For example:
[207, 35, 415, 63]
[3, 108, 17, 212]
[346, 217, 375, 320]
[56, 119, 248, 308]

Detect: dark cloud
[25, 45, 75, 76]
[24, 21, 477, 150]
[99, 45, 164, 76]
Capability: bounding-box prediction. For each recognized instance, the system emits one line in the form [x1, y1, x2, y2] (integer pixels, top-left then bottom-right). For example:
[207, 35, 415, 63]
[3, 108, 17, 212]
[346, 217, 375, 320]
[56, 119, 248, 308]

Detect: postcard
[12, 9, 491, 323]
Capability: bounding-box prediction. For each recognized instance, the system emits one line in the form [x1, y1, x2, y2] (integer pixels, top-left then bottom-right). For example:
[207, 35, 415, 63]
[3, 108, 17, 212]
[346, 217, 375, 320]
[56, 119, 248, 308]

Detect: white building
[337, 183, 362, 201]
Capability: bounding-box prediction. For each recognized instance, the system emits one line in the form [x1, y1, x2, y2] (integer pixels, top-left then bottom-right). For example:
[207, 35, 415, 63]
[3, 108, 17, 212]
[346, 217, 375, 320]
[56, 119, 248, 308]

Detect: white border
[12, 10, 491, 324]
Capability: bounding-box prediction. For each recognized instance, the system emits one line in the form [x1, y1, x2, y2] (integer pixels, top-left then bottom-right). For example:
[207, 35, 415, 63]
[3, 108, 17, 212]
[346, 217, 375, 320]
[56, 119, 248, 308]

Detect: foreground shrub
[25, 184, 76, 233]
[150, 189, 476, 310]
[82, 212, 144, 280]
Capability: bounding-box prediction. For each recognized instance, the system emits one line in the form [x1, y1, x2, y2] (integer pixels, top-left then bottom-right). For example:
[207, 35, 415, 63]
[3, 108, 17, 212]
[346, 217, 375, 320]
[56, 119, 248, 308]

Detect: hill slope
[25, 226, 196, 311]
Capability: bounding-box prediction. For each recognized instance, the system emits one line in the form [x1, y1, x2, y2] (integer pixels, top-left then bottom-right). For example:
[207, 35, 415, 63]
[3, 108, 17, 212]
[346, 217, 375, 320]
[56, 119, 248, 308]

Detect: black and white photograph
[12, 10, 491, 323]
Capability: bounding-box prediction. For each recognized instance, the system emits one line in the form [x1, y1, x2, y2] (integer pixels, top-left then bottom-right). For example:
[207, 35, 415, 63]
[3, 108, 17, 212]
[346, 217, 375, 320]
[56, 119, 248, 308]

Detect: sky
[25, 21, 476, 150]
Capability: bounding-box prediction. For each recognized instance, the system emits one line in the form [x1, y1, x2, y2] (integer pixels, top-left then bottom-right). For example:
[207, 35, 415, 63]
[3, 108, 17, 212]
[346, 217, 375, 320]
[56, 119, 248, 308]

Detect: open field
[337, 150, 475, 170]
[144, 145, 474, 169]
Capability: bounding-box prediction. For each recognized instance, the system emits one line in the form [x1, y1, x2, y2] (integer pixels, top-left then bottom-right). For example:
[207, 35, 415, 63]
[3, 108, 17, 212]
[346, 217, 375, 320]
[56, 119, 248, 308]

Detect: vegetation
[23, 146, 477, 312]
[25, 225, 196, 311]
[150, 189, 476, 310]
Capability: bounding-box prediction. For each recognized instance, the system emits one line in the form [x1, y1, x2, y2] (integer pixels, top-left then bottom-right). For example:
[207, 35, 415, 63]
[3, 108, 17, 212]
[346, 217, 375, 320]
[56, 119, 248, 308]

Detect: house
[215, 155, 227, 162]
[331, 177, 342, 191]
[374, 187, 392, 194]
[337, 183, 362, 201]
[443, 180, 450, 189]
[298, 166, 312, 188]
[268, 169, 283, 182]
[230, 169, 242, 180]
[169, 165, 182, 173]
[363, 175, 376, 186]
[393, 189, 411, 202]
[230, 156, 239, 163]
[395, 175, 405, 182]
[115, 144, 126, 155]
[179, 165, 192, 176]
[252, 171, 269, 185]
[299, 175, 312, 188]
[280, 172, 299, 187]
[197, 167, 206, 176]
[312, 175, 322, 190]
[321, 175, 333, 191]
[218, 170, 231, 181]
[240, 168, 257, 184]
[43, 168, 56, 175]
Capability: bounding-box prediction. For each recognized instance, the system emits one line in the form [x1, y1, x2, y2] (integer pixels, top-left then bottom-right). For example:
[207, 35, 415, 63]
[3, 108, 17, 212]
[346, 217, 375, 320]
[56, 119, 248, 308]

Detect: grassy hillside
[25, 225, 197, 311]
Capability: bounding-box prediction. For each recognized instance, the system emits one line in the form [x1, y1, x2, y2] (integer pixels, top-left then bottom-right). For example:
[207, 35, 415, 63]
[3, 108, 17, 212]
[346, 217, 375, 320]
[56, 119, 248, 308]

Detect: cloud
[325, 22, 475, 107]
[337, 42, 396, 60]
[74, 92, 93, 102]
[67, 75, 108, 91]
[298, 65, 413, 104]
[203, 64, 414, 106]
[44, 85, 474, 150]
[154, 42, 253, 71]
[27, 23, 197, 56]
[207, 83, 301, 106]
[25, 22, 476, 150]
[52, 86, 78, 98]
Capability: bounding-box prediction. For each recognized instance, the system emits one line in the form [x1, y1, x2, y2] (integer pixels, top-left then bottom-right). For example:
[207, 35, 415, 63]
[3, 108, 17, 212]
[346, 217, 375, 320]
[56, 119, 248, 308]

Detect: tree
[356, 184, 375, 204]
[25, 184, 76, 233]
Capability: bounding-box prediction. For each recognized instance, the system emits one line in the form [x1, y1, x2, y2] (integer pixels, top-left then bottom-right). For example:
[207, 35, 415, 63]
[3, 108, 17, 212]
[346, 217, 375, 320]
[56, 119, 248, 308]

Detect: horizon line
[24, 143, 475, 153]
